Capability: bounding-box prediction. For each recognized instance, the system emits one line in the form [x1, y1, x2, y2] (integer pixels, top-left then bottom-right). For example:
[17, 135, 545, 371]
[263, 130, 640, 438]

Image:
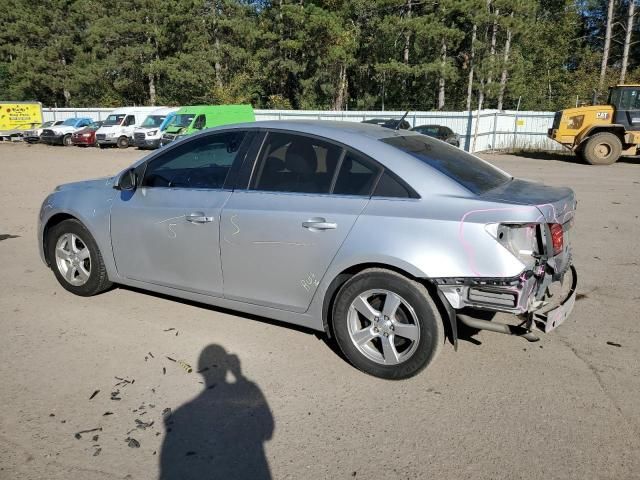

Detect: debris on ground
[177, 360, 192, 373]
[103, 411, 113, 416]
[163, 328, 175, 332]
[74, 427, 102, 440]
[93, 448, 102, 457]
[89, 390, 100, 400]
[606, 341, 622, 347]
[135, 419, 154, 430]
[125, 437, 140, 448]
[111, 390, 122, 401]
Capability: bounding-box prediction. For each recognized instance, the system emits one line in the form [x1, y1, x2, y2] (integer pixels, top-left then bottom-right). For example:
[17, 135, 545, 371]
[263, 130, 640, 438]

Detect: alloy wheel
[347, 289, 421, 365]
[55, 233, 91, 286]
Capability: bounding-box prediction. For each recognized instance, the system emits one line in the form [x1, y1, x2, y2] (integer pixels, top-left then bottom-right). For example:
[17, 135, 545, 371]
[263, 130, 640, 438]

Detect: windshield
[103, 114, 126, 126]
[171, 114, 196, 128]
[141, 115, 166, 128]
[381, 135, 511, 194]
[41, 121, 53, 128]
[62, 118, 78, 126]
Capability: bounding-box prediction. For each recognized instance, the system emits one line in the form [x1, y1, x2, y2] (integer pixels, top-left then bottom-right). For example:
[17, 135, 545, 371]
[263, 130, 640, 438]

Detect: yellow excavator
[548, 85, 640, 165]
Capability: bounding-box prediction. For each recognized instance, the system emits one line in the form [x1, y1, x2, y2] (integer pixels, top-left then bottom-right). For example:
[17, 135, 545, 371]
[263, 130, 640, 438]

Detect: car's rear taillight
[549, 223, 563, 255]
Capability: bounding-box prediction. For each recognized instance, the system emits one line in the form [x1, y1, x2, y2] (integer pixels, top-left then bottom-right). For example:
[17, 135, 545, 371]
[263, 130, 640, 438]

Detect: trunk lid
[481, 178, 576, 273]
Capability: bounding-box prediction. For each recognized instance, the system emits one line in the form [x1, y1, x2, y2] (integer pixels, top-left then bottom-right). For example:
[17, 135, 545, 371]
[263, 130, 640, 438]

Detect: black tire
[63, 134, 73, 146]
[332, 268, 444, 380]
[582, 132, 622, 165]
[117, 136, 129, 149]
[46, 219, 112, 296]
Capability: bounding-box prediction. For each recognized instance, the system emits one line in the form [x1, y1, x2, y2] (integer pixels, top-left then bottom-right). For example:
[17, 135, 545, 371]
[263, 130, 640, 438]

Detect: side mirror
[114, 168, 137, 191]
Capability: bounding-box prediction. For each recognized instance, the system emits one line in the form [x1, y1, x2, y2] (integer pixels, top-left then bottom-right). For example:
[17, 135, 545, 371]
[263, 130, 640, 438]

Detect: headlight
[566, 115, 584, 130]
[147, 129, 158, 136]
[486, 223, 538, 268]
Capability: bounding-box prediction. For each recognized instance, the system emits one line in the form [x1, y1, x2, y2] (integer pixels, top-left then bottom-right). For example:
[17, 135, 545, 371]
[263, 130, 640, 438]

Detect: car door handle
[186, 212, 214, 224]
[302, 218, 337, 231]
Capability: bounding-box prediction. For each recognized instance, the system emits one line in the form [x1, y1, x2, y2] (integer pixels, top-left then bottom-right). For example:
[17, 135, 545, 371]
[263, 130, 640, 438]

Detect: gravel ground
[0, 142, 639, 480]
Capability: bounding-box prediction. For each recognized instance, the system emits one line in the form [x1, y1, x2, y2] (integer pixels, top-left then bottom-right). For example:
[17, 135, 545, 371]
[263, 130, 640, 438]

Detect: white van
[132, 107, 179, 149]
[95, 107, 162, 148]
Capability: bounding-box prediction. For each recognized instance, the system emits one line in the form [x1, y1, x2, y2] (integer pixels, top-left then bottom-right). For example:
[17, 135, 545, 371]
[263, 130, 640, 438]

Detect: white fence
[42, 107, 560, 153]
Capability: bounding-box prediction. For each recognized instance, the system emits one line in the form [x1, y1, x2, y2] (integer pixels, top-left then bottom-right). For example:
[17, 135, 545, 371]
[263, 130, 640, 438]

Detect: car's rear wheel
[332, 268, 444, 380]
[47, 219, 112, 296]
[582, 132, 621, 165]
[117, 136, 129, 149]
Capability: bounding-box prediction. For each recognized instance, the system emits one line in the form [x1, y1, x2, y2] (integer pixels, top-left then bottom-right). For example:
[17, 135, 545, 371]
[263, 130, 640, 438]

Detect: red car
[71, 121, 103, 147]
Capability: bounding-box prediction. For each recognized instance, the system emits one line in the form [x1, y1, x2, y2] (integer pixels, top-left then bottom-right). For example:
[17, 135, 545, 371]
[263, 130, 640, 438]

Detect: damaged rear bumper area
[435, 264, 578, 343]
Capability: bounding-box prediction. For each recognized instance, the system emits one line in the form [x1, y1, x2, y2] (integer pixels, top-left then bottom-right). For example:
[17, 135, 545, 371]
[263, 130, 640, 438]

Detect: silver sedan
[38, 121, 577, 379]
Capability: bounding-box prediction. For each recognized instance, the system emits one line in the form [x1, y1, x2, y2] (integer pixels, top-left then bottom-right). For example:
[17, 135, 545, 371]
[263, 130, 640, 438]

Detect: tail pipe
[457, 313, 540, 342]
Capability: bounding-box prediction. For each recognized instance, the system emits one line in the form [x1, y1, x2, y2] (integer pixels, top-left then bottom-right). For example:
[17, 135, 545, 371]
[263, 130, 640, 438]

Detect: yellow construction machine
[548, 85, 640, 165]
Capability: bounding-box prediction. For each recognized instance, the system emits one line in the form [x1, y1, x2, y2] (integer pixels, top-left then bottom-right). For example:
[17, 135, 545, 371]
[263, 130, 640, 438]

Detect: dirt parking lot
[0, 142, 639, 480]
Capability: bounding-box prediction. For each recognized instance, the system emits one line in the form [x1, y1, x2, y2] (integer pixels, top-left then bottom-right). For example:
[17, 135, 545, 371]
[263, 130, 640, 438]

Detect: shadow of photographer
[159, 344, 274, 480]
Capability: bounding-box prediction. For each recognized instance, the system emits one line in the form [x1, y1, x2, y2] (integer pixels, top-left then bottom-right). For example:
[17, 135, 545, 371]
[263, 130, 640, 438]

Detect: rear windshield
[381, 135, 511, 194]
[62, 118, 78, 126]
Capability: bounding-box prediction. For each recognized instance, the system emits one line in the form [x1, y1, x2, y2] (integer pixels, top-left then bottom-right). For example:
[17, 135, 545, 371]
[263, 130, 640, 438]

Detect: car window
[250, 132, 342, 194]
[104, 114, 125, 126]
[124, 115, 136, 126]
[373, 171, 415, 198]
[333, 151, 380, 196]
[381, 135, 511, 194]
[142, 131, 247, 189]
[193, 115, 206, 130]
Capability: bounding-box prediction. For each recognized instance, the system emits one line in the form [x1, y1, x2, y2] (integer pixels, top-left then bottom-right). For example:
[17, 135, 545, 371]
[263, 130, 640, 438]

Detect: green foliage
[0, 0, 636, 111]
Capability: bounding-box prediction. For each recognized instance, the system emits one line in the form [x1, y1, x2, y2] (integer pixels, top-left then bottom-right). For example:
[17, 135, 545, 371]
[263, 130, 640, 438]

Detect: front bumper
[134, 138, 161, 149]
[40, 134, 65, 145]
[436, 263, 577, 334]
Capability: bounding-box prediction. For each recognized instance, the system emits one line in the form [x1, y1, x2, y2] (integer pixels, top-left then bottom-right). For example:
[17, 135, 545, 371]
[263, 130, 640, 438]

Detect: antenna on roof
[395, 111, 409, 130]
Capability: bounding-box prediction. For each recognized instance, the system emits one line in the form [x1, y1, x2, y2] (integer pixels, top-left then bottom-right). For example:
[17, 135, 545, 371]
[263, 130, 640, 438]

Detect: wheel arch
[577, 124, 626, 147]
[320, 261, 456, 346]
[42, 212, 82, 266]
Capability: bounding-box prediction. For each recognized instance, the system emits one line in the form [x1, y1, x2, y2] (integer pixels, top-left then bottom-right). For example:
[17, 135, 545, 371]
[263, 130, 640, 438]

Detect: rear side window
[250, 132, 342, 194]
[333, 152, 380, 196]
[142, 131, 247, 189]
[374, 171, 413, 198]
[381, 135, 510, 194]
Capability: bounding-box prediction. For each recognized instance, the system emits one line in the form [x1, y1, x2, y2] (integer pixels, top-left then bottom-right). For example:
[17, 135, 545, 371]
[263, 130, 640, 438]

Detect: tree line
[0, 0, 638, 112]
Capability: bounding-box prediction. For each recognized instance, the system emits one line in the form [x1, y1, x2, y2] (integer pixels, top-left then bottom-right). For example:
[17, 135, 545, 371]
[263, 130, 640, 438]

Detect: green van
[160, 104, 255, 146]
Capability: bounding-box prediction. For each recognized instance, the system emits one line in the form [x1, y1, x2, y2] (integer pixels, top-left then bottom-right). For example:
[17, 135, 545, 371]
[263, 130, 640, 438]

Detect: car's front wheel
[117, 136, 129, 148]
[332, 269, 444, 380]
[47, 219, 112, 296]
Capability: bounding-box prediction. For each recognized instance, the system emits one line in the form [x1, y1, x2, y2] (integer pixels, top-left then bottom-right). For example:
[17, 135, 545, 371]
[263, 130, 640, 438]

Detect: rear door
[110, 130, 252, 296]
[220, 131, 381, 312]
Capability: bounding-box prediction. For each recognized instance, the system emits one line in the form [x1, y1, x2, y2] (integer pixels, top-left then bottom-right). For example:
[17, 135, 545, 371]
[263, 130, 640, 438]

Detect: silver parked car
[38, 121, 577, 379]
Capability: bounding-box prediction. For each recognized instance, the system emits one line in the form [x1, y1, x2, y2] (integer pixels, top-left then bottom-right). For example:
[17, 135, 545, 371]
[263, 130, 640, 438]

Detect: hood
[74, 127, 94, 135]
[481, 178, 576, 225]
[164, 125, 185, 134]
[52, 125, 78, 134]
[55, 176, 113, 192]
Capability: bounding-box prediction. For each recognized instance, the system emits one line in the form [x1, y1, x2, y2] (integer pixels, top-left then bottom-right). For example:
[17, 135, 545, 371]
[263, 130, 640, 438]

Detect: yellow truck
[0, 102, 43, 140]
[548, 85, 640, 165]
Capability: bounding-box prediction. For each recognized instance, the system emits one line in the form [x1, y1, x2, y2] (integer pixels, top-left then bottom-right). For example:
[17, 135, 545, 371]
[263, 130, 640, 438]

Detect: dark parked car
[71, 121, 104, 147]
[410, 125, 460, 147]
[362, 118, 411, 130]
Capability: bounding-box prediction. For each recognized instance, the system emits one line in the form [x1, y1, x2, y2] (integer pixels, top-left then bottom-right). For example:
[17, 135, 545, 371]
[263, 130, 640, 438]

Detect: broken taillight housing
[486, 223, 538, 268]
[549, 223, 563, 255]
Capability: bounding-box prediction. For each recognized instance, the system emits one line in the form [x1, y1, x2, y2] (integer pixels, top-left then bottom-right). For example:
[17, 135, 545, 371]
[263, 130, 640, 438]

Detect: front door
[110, 130, 250, 296]
[221, 131, 381, 312]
